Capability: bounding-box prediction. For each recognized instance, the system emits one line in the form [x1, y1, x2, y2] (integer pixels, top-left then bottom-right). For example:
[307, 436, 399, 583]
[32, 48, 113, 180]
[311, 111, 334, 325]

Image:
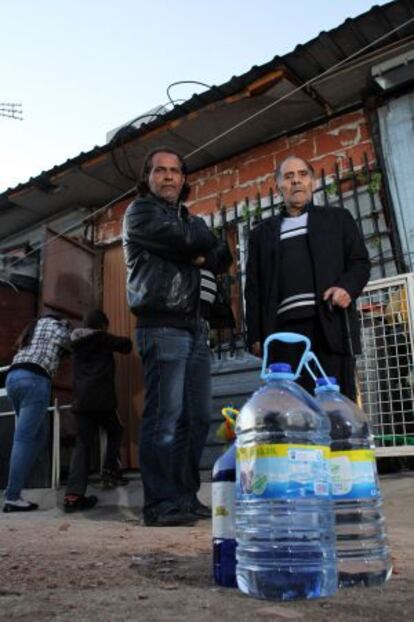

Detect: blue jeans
[136, 322, 211, 518]
[5, 369, 51, 501]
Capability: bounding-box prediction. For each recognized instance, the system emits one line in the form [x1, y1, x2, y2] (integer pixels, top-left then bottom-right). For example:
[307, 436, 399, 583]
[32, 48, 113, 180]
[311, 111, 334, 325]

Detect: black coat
[71, 329, 132, 413]
[122, 194, 218, 327]
[245, 206, 370, 354]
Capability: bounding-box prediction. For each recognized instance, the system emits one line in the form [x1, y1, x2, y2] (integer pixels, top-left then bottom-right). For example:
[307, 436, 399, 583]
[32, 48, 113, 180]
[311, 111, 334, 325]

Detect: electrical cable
[166, 81, 214, 107]
[109, 98, 190, 181]
[4, 14, 414, 273]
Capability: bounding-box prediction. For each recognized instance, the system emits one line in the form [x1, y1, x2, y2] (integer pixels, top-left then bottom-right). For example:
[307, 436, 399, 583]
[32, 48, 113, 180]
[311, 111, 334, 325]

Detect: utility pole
[0, 103, 23, 120]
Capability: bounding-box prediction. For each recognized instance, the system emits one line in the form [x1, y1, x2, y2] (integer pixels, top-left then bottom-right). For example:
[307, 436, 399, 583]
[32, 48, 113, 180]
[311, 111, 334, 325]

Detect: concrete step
[2, 474, 212, 516]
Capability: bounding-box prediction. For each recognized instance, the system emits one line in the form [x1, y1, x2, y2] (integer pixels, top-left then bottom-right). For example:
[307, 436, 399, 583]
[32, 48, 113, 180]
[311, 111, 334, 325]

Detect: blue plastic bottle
[235, 333, 337, 601]
[314, 377, 392, 588]
[212, 443, 237, 587]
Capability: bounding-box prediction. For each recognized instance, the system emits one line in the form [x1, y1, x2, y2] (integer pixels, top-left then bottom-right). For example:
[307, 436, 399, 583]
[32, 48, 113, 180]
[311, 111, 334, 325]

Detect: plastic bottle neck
[315, 384, 340, 395]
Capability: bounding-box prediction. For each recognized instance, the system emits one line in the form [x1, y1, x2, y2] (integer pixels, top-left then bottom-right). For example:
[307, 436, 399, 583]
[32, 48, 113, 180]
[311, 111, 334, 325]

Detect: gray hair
[274, 156, 315, 184]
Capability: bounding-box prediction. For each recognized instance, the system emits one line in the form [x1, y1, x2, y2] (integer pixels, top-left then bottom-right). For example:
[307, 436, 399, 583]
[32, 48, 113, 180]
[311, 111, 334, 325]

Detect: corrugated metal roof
[1, 0, 413, 244]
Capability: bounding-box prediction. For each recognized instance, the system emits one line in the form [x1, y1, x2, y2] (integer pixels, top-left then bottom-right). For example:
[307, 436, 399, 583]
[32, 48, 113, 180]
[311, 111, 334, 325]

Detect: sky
[0, 0, 390, 193]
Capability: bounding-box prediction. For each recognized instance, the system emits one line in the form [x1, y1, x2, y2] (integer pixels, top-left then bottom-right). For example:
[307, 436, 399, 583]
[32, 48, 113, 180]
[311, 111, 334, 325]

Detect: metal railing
[205, 153, 400, 357]
[1, 364, 107, 485]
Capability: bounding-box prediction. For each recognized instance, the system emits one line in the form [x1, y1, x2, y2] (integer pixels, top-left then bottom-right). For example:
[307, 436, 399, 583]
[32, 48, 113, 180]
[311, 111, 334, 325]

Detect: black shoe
[63, 494, 98, 513]
[143, 509, 196, 527]
[190, 499, 212, 519]
[3, 499, 39, 513]
[101, 469, 129, 489]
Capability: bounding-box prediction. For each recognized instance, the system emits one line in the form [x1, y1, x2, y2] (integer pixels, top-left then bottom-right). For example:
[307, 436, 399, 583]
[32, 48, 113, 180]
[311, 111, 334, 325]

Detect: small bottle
[212, 443, 237, 587]
[314, 377, 392, 588]
[235, 362, 337, 601]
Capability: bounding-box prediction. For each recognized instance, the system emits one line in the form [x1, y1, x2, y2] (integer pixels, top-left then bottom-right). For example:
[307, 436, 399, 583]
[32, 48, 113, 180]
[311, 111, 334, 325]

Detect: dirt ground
[1, 472, 413, 622]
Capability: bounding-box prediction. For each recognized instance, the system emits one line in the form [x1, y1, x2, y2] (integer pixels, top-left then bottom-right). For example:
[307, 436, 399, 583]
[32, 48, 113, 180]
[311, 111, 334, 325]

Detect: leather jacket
[122, 194, 218, 328]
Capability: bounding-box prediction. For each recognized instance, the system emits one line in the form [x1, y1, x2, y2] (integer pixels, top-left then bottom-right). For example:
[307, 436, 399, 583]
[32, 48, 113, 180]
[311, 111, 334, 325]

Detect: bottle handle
[304, 351, 336, 387]
[261, 332, 312, 380]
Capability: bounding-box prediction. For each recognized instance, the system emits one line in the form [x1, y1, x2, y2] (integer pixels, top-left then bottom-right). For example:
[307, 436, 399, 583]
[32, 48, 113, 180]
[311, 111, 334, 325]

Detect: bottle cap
[267, 362, 295, 380]
[316, 376, 338, 386]
[315, 376, 340, 393]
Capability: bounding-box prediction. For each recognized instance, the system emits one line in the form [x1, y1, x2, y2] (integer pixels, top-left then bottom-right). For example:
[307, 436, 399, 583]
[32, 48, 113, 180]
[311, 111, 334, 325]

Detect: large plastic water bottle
[314, 376, 393, 588]
[212, 443, 237, 587]
[235, 333, 337, 601]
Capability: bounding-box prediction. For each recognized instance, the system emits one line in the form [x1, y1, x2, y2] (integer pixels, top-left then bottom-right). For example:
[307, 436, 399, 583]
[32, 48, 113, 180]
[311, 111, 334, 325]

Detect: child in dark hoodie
[63, 309, 132, 513]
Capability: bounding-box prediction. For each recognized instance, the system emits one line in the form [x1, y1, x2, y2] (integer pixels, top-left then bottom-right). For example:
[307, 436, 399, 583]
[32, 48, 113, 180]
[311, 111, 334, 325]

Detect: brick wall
[187, 108, 376, 215]
[95, 107, 376, 242]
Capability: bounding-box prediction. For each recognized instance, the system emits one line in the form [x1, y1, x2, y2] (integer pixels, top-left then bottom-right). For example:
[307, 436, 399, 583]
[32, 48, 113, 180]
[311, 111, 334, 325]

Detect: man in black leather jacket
[123, 147, 231, 526]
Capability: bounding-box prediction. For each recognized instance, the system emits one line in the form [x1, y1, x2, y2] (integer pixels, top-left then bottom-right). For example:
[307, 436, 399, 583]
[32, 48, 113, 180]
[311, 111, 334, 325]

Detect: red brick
[274, 139, 316, 170]
[239, 156, 274, 185]
[190, 197, 218, 215]
[239, 141, 277, 162]
[195, 176, 219, 200]
[272, 137, 290, 154]
[194, 170, 237, 199]
[343, 142, 377, 169]
[188, 164, 216, 183]
[215, 154, 240, 174]
[312, 154, 345, 177]
[315, 132, 349, 156]
[218, 170, 237, 193]
[258, 177, 277, 199]
[358, 121, 371, 142]
[328, 110, 365, 131]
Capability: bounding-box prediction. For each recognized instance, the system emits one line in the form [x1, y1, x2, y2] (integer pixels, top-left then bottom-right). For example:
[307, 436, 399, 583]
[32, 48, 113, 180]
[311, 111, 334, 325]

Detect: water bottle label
[236, 444, 330, 500]
[330, 449, 378, 499]
[212, 482, 235, 538]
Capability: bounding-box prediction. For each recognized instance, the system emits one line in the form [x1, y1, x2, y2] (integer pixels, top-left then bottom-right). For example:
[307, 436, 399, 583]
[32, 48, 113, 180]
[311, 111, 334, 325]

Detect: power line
[185, 17, 414, 160]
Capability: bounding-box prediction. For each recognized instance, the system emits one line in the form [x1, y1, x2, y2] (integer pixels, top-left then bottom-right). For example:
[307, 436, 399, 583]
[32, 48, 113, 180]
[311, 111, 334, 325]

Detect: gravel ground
[0, 472, 413, 621]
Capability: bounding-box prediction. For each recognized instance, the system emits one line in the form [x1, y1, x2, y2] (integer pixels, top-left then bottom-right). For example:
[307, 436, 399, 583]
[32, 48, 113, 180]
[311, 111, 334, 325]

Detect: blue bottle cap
[315, 376, 340, 393]
[269, 363, 292, 373]
[316, 376, 338, 386]
[267, 362, 295, 380]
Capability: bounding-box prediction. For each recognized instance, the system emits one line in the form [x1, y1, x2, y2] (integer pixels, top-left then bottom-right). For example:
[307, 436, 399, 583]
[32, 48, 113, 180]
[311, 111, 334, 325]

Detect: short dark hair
[274, 156, 315, 184]
[83, 309, 109, 330]
[136, 146, 191, 202]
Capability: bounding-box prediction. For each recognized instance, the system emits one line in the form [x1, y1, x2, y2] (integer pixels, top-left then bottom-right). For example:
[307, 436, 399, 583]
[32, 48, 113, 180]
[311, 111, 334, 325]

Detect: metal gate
[207, 153, 400, 352]
[357, 274, 414, 456]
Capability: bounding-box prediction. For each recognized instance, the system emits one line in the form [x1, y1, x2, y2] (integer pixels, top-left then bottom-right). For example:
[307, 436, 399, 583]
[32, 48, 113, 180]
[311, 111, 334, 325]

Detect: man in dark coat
[123, 147, 232, 526]
[63, 309, 132, 513]
[245, 155, 370, 399]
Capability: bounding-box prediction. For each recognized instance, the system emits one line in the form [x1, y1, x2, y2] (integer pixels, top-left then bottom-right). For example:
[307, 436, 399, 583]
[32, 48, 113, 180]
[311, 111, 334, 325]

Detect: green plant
[326, 181, 338, 197]
[241, 203, 262, 222]
[368, 171, 382, 195]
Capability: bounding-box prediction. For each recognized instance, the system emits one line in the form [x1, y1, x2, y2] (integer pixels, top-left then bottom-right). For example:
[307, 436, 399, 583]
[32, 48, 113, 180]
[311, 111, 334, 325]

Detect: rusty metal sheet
[103, 244, 144, 469]
[40, 228, 97, 319]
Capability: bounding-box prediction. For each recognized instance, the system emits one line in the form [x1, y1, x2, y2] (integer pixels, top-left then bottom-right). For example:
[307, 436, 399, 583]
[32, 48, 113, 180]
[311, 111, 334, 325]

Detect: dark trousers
[136, 322, 211, 520]
[270, 316, 356, 401]
[65, 410, 123, 496]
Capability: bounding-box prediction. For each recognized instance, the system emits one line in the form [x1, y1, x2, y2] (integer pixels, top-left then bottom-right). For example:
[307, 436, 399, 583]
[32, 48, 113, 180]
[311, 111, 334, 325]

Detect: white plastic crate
[357, 273, 414, 456]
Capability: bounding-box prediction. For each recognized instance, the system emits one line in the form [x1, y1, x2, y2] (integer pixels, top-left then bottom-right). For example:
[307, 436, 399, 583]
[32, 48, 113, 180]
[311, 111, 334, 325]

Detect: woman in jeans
[3, 314, 71, 513]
